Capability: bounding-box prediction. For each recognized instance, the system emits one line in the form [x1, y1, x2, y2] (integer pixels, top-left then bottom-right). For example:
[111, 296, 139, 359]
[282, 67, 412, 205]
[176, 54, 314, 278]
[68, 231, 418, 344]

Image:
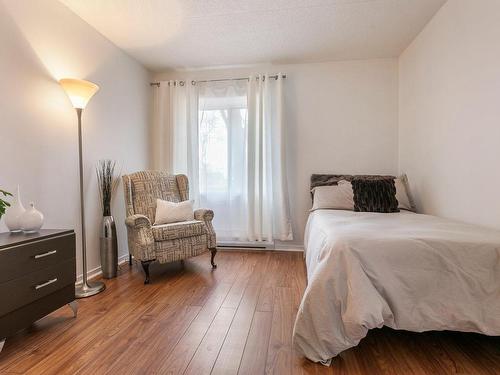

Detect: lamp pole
[74, 107, 105, 298]
[60, 78, 105, 298]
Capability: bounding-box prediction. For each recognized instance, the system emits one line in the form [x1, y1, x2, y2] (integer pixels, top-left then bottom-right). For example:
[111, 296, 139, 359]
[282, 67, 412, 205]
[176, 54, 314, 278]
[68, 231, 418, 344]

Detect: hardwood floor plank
[222, 253, 259, 309]
[100, 305, 201, 375]
[436, 332, 496, 375]
[266, 287, 295, 374]
[107, 305, 202, 375]
[211, 284, 261, 375]
[156, 281, 233, 374]
[246, 251, 271, 286]
[238, 311, 273, 375]
[256, 252, 296, 313]
[454, 333, 500, 374]
[184, 307, 237, 375]
[172, 253, 256, 375]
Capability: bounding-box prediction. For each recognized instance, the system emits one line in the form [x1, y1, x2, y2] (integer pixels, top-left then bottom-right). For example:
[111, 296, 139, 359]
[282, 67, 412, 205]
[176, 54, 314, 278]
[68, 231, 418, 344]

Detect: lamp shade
[59, 78, 99, 109]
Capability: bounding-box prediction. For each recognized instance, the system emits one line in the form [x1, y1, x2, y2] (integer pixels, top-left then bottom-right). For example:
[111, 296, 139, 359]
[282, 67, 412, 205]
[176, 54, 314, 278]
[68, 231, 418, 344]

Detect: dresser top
[0, 229, 74, 250]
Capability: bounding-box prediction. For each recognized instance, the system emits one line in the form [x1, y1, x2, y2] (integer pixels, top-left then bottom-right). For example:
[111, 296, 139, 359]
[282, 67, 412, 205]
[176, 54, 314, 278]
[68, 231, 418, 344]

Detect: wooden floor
[1, 250, 499, 375]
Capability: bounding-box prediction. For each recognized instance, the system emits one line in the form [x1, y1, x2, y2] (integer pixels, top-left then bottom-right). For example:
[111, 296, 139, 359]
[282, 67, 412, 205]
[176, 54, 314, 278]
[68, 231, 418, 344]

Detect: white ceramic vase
[4, 185, 26, 233]
[21, 202, 44, 233]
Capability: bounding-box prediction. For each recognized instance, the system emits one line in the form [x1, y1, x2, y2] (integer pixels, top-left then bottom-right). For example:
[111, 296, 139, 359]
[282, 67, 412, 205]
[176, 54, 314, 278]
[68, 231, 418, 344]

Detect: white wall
[154, 59, 399, 245]
[399, 0, 500, 229]
[0, 0, 151, 278]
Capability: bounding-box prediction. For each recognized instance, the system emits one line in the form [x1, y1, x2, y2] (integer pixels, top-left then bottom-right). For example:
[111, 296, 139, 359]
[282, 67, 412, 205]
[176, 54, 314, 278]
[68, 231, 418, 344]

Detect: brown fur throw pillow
[351, 178, 399, 213]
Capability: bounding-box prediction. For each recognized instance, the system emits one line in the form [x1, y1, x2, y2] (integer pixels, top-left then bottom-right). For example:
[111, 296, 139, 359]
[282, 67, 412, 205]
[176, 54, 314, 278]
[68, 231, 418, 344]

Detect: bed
[293, 176, 500, 364]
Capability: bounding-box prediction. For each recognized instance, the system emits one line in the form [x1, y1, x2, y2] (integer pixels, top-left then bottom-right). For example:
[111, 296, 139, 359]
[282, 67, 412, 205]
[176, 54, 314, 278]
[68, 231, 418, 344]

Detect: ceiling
[59, 0, 446, 71]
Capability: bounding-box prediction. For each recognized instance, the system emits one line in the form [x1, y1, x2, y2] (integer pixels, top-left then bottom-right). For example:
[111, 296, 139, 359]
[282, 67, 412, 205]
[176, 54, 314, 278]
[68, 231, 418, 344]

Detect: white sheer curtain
[246, 75, 292, 241]
[152, 75, 293, 243]
[152, 80, 200, 202]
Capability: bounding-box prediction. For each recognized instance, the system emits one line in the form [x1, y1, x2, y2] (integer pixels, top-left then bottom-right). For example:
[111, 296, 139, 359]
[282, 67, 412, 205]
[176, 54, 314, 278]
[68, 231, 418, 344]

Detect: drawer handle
[35, 278, 58, 290]
[34, 250, 57, 259]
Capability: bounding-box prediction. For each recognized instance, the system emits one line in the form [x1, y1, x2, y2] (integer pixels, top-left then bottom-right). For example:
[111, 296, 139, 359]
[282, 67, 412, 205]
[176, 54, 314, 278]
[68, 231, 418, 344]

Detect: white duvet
[293, 209, 500, 363]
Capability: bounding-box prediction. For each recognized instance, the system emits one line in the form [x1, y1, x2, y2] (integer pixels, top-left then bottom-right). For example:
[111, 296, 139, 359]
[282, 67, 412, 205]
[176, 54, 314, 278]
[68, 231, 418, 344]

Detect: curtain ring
[180, 81, 185, 86]
[191, 80, 196, 85]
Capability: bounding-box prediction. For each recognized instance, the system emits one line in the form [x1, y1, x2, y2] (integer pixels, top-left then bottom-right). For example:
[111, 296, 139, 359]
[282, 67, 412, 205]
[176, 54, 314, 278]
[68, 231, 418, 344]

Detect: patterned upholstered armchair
[122, 171, 217, 284]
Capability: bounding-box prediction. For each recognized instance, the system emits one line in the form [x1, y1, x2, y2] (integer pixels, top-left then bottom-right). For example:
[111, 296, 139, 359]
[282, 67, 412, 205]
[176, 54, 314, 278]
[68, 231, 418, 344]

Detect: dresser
[0, 229, 77, 352]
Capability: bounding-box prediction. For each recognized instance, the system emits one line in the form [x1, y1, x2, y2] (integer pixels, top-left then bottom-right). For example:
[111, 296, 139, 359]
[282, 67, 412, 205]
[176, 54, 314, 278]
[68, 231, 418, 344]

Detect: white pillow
[311, 181, 354, 211]
[395, 175, 415, 211]
[154, 199, 194, 225]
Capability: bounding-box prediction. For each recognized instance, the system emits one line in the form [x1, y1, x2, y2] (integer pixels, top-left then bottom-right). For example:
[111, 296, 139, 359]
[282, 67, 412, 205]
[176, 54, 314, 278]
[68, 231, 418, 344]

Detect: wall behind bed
[399, 0, 500, 229]
[154, 59, 399, 246]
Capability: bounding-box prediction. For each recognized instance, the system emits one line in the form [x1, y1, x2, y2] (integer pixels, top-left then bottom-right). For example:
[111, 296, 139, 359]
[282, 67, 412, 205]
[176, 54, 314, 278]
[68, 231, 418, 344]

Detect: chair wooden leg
[141, 260, 153, 284]
[210, 248, 217, 269]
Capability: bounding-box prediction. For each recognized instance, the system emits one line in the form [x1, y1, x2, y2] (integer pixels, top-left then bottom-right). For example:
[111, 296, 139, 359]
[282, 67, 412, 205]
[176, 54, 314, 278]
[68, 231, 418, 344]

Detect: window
[158, 75, 292, 243]
[198, 83, 249, 240]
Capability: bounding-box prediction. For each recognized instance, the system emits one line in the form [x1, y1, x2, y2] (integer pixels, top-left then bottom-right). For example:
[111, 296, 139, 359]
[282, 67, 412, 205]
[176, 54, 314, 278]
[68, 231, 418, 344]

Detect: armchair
[123, 171, 217, 284]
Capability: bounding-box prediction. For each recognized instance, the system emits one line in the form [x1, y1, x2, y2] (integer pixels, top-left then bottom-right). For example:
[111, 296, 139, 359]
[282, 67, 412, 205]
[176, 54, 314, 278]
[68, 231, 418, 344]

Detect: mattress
[293, 209, 500, 364]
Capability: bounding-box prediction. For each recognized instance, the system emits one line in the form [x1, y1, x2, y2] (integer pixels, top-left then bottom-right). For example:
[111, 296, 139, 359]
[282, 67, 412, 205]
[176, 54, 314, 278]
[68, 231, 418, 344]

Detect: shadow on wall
[0, 0, 78, 233]
[0, 0, 151, 279]
[3, 0, 110, 80]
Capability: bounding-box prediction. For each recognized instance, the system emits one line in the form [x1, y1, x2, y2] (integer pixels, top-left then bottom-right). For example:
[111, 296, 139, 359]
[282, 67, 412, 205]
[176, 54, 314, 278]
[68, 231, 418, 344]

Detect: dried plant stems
[96, 160, 120, 216]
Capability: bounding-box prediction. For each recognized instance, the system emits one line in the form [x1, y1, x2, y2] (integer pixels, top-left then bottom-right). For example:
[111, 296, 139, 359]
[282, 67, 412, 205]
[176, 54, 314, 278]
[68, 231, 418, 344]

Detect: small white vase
[5, 185, 26, 233]
[21, 202, 44, 233]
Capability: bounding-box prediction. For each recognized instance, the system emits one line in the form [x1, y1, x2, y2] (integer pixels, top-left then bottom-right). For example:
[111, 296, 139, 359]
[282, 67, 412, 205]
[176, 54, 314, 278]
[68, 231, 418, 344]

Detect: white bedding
[293, 209, 500, 363]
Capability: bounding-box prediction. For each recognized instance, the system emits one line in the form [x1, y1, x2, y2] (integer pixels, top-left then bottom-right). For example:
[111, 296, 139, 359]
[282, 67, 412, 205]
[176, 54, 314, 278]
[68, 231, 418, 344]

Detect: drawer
[0, 258, 76, 316]
[0, 233, 75, 284]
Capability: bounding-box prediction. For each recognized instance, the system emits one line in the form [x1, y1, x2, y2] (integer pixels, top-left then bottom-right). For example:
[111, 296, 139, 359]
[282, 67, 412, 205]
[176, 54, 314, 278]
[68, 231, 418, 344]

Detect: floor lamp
[60, 78, 106, 298]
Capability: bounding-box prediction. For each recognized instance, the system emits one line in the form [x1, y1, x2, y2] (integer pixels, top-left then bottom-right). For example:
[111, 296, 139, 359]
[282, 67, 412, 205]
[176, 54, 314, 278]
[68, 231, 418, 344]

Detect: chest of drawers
[0, 229, 77, 352]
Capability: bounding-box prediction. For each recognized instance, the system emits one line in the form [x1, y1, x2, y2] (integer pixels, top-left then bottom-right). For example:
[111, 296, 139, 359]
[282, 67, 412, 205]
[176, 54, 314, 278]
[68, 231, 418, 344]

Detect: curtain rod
[150, 74, 286, 87]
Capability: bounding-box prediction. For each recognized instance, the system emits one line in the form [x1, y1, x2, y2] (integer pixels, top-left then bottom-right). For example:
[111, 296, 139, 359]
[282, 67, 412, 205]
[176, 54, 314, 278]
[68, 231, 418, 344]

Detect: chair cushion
[152, 220, 207, 241]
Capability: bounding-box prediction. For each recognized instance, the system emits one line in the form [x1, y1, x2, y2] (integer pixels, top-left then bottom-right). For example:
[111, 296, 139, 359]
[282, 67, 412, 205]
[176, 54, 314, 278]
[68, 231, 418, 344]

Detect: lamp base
[75, 280, 106, 298]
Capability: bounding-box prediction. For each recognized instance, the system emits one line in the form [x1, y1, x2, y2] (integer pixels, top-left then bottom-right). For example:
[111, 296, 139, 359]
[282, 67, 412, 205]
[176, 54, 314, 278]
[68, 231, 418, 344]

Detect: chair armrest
[194, 209, 216, 249]
[125, 214, 152, 228]
[194, 209, 214, 222]
[124, 214, 155, 261]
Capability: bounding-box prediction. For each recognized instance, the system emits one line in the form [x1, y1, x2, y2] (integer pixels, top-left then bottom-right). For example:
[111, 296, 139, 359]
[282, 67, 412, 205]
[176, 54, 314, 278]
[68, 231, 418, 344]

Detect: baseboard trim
[273, 243, 304, 252]
[76, 253, 129, 284]
[217, 241, 273, 250]
[218, 244, 304, 252]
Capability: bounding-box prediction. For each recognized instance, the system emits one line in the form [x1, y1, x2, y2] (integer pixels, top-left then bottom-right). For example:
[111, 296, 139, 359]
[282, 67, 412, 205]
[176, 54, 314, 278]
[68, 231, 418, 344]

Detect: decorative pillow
[351, 178, 400, 213]
[311, 182, 354, 211]
[154, 199, 194, 225]
[395, 174, 416, 211]
[394, 177, 411, 211]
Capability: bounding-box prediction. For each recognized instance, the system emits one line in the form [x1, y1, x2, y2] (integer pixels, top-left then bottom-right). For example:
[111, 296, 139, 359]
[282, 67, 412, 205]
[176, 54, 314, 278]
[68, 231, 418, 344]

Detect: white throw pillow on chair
[154, 199, 194, 225]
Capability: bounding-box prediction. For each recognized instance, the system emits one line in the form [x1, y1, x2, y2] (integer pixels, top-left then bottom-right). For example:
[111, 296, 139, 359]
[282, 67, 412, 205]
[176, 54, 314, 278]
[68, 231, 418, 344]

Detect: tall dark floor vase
[100, 215, 118, 278]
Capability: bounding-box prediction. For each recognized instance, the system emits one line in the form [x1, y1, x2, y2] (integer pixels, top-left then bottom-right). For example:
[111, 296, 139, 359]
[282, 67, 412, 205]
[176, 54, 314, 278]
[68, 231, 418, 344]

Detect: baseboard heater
[217, 241, 275, 250]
